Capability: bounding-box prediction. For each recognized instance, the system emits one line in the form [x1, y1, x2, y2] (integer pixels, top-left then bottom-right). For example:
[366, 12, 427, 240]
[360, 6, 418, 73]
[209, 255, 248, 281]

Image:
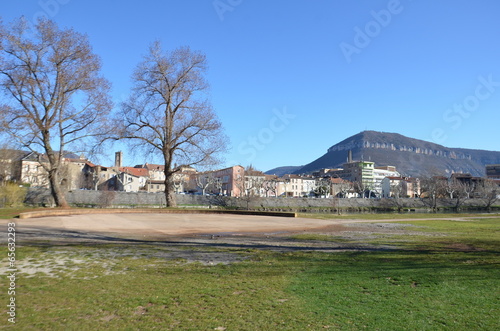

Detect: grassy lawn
[1, 213, 499, 329]
[0, 207, 37, 219]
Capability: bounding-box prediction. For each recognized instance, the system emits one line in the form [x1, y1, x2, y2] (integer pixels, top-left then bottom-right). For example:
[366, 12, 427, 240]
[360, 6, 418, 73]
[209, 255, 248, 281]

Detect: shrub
[0, 183, 27, 207]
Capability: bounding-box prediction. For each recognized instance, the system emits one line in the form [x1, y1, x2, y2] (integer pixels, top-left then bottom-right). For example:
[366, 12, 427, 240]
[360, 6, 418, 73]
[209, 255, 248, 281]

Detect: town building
[0, 149, 27, 184]
[329, 177, 357, 198]
[20, 152, 49, 188]
[486, 164, 500, 179]
[117, 167, 149, 192]
[19, 152, 88, 190]
[373, 166, 401, 194]
[82, 162, 119, 191]
[280, 174, 317, 197]
[381, 177, 421, 198]
[190, 165, 245, 197]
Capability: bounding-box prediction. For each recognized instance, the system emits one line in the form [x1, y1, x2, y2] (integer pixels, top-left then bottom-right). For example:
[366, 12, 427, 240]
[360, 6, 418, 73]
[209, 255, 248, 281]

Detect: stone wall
[25, 188, 494, 212]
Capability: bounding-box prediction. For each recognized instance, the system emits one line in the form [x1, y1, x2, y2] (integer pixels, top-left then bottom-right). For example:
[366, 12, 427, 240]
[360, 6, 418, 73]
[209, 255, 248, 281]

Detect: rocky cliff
[293, 131, 500, 177]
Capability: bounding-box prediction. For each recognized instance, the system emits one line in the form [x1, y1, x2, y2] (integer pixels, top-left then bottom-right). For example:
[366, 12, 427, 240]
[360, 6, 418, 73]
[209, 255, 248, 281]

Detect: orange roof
[119, 167, 149, 177]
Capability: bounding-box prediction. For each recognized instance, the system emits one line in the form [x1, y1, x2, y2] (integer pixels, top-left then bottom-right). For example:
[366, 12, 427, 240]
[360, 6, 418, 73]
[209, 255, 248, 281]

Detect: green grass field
[1, 212, 499, 329]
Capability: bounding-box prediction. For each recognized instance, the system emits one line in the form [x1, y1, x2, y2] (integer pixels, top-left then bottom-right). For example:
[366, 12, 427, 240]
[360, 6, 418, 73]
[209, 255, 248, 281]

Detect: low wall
[18, 208, 296, 219]
[25, 188, 494, 212]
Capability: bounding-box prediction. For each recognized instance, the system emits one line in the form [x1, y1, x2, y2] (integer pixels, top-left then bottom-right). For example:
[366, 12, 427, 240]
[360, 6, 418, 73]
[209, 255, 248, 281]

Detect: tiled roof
[119, 167, 149, 177]
[144, 164, 165, 171]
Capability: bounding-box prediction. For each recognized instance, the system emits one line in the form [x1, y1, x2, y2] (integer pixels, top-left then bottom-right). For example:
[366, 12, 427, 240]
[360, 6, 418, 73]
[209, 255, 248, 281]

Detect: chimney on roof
[115, 151, 123, 168]
[347, 150, 353, 163]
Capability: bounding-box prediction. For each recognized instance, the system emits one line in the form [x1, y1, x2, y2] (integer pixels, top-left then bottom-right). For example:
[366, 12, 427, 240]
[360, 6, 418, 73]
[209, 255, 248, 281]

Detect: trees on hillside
[0, 18, 113, 207]
[115, 42, 227, 207]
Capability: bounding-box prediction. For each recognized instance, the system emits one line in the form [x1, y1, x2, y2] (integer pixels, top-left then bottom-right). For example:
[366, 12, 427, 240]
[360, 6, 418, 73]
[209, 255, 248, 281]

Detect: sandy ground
[5, 213, 345, 236]
[0, 212, 452, 252]
[1, 213, 493, 274]
[0, 212, 435, 242]
[1, 212, 489, 245]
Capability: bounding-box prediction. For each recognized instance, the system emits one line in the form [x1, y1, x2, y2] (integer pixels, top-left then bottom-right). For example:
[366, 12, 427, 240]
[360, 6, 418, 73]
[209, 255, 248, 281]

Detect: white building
[281, 174, 317, 197]
[373, 166, 401, 196]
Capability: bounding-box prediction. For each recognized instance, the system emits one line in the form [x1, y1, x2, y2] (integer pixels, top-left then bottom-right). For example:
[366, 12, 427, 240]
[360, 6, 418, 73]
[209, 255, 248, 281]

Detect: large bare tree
[117, 42, 227, 207]
[0, 18, 112, 207]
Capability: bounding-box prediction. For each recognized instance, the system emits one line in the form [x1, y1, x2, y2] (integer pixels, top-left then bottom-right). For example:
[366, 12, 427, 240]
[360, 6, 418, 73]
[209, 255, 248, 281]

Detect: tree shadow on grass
[13, 225, 398, 253]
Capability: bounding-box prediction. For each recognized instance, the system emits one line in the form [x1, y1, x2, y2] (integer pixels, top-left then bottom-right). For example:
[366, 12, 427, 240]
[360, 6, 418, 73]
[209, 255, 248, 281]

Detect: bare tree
[116, 42, 227, 207]
[195, 172, 216, 195]
[263, 176, 278, 197]
[444, 178, 459, 199]
[314, 178, 331, 198]
[420, 176, 446, 212]
[213, 177, 223, 195]
[241, 178, 261, 210]
[335, 179, 354, 198]
[388, 180, 412, 212]
[171, 172, 186, 194]
[353, 180, 374, 198]
[462, 182, 475, 200]
[477, 179, 499, 212]
[444, 178, 470, 211]
[0, 18, 113, 207]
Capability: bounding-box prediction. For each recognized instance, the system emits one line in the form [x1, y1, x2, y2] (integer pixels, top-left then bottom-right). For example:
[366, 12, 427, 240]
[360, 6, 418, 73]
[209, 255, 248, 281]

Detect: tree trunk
[164, 176, 177, 207]
[48, 170, 69, 208]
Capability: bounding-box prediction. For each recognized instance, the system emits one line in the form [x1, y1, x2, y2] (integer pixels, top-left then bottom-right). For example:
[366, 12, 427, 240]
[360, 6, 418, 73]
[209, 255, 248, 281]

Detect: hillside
[265, 166, 302, 177]
[291, 131, 500, 177]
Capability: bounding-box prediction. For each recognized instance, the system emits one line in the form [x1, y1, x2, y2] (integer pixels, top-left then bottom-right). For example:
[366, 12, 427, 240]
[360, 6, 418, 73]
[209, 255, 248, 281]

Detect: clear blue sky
[2, 0, 499, 171]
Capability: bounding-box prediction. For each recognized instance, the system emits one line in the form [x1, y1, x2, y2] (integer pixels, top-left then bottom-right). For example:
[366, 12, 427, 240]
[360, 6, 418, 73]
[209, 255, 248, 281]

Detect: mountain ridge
[266, 131, 500, 177]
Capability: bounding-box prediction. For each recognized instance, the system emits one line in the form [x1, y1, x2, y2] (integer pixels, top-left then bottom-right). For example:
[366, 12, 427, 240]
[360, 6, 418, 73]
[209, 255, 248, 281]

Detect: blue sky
[1, 0, 499, 171]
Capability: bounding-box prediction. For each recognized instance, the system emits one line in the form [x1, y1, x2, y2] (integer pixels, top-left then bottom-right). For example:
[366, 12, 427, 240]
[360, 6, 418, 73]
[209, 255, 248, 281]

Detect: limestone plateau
[268, 131, 500, 177]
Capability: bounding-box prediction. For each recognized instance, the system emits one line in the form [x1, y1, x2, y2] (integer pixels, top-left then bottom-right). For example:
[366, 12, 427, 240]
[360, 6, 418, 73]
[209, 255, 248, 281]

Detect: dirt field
[0, 212, 488, 271]
[1, 212, 437, 249]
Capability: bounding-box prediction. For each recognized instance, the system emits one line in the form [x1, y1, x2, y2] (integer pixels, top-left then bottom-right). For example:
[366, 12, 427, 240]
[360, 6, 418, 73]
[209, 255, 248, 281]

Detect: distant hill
[265, 166, 302, 177]
[289, 131, 500, 177]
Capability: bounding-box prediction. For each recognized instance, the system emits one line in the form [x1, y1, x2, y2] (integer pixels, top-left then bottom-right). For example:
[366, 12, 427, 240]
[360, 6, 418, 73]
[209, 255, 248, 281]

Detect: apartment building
[486, 164, 500, 179]
[20, 152, 50, 188]
[331, 160, 375, 193]
[280, 174, 316, 197]
[373, 166, 401, 194]
[190, 165, 245, 196]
